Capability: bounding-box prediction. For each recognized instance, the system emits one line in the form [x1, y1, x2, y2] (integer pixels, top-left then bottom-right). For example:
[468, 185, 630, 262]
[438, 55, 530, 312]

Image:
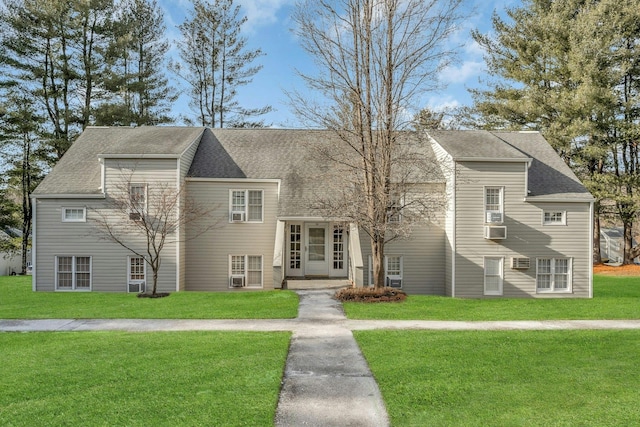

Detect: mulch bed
[594, 263, 640, 276]
[335, 287, 407, 303]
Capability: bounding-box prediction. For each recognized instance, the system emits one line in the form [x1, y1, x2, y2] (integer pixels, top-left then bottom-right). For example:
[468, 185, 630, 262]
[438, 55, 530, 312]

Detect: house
[31, 127, 594, 297]
[0, 228, 31, 276]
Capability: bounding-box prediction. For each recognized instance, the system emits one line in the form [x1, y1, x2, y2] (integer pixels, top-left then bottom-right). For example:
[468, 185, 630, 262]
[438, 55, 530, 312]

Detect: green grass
[344, 275, 640, 320]
[0, 276, 298, 319]
[355, 329, 640, 426]
[0, 331, 290, 426]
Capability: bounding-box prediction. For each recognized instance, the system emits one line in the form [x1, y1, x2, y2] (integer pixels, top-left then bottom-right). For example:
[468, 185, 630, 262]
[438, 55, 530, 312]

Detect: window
[129, 183, 146, 217]
[484, 257, 503, 295]
[229, 255, 263, 288]
[62, 207, 86, 222]
[56, 256, 91, 291]
[230, 190, 263, 222]
[127, 256, 146, 293]
[387, 197, 403, 223]
[485, 187, 503, 223]
[543, 211, 566, 225]
[368, 255, 403, 287]
[537, 258, 572, 292]
[290, 224, 301, 269]
[333, 224, 345, 270]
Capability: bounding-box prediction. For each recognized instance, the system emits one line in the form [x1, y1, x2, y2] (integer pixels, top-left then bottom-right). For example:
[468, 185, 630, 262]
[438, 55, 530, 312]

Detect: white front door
[305, 224, 329, 275]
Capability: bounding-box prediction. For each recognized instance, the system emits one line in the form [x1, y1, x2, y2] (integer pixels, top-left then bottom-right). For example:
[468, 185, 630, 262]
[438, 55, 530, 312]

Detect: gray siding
[454, 161, 591, 298]
[35, 158, 180, 292]
[178, 139, 202, 291]
[34, 199, 177, 292]
[185, 180, 279, 291]
[360, 221, 446, 295]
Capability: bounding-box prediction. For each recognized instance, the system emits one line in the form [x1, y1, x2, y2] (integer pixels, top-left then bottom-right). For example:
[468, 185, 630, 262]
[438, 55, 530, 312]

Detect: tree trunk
[593, 208, 602, 264]
[371, 238, 385, 288]
[623, 221, 635, 264]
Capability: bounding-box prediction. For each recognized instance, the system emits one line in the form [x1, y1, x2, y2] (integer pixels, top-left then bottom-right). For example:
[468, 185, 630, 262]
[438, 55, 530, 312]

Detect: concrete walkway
[274, 290, 389, 427]
[4, 291, 640, 426]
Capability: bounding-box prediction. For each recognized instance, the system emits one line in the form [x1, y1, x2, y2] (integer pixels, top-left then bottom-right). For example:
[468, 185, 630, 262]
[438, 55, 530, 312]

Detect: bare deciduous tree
[90, 168, 218, 295]
[290, 0, 465, 288]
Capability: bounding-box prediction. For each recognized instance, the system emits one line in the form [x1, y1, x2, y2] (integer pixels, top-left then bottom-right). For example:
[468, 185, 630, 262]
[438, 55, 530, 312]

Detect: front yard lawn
[0, 331, 290, 426]
[344, 275, 640, 320]
[355, 329, 640, 426]
[0, 276, 298, 319]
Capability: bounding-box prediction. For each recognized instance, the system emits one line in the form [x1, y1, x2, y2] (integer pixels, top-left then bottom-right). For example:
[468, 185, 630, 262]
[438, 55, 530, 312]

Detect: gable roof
[33, 126, 205, 195]
[490, 131, 593, 201]
[427, 129, 531, 161]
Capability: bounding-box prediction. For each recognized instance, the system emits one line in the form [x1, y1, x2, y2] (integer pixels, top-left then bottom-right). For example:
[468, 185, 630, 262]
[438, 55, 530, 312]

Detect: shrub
[335, 287, 407, 303]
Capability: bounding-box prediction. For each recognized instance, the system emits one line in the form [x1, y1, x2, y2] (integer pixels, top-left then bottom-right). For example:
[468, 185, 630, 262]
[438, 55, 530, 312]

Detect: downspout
[31, 196, 36, 291]
[175, 159, 180, 292]
[451, 162, 457, 298]
[589, 201, 594, 298]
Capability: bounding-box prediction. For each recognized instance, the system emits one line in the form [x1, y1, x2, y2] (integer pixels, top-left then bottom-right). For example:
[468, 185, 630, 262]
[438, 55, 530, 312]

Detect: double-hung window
[230, 190, 263, 222]
[129, 183, 146, 220]
[368, 255, 403, 287]
[229, 255, 263, 288]
[62, 207, 86, 222]
[537, 258, 572, 292]
[485, 187, 503, 223]
[543, 211, 566, 225]
[56, 256, 91, 291]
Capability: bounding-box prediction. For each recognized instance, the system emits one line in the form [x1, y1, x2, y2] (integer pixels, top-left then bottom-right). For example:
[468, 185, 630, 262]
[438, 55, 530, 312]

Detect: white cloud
[424, 95, 461, 112]
[238, 0, 295, 33]
[440, 60, 485, 84]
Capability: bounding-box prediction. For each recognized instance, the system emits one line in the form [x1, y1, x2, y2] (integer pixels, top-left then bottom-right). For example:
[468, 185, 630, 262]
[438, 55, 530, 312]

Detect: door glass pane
[308, 228, 325, 261]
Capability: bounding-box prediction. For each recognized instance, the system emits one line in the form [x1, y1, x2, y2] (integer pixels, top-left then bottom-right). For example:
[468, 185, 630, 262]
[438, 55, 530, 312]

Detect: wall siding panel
[185, 181, 278, 291]
[454, 161, 591, 298]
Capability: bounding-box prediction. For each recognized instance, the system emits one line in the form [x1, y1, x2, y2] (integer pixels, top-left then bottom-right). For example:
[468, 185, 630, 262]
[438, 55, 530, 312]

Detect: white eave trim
[455, 157, 533, 164]
[186, 177, 281, 183]
[524, 196, 595, 203]
[33, 193, 106, 199]
[98, 154, 180, 159]
[277, 216, 329, 222]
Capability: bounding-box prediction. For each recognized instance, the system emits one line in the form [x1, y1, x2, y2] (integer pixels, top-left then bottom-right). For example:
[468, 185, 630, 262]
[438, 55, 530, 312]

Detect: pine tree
[96, 0, 175, 126]
[172, 0, 272, 127]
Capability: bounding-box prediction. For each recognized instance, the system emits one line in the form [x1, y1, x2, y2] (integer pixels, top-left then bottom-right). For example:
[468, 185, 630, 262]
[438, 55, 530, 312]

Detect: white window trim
[61, 207, 86, 222]
[542, 210, 567, 226]
[483, 256, 504, 296]
[484, 186, 504, 223]
[129, 183, 148, 214]
[228, 254, 264, 288]
[229, 189, 264, 223]
[55, 255, 92, 291]
[127, 256, 147, 293]
[536, 258, 573, 293]
[386, 196, 404, 224]
[368, 255, 403, 287]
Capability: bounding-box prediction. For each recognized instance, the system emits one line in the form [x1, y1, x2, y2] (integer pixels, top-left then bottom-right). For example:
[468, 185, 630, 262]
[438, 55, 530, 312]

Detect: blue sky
[159, 0, 522, 128]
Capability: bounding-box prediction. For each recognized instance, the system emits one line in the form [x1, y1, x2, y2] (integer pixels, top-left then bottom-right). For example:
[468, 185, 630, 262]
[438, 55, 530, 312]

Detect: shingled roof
[490, 131, 593, 201]
[34, 127, 592, 207]
[33, 126, 205, 195]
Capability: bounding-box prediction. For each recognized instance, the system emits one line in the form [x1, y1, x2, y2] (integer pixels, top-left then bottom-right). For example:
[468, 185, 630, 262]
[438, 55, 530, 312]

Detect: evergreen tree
[96, 0, 175, 126]
[0, 0, 113, 162]
[172, 0, 272, 127]
[469, 0, 640, 263]
[0, 89, 44, 273]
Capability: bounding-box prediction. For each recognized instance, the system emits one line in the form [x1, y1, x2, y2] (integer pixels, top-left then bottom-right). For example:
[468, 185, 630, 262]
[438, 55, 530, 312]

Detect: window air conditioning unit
[231, 211, 245, 222]
[386, 276, 403, 288]
[230, 275, 246, 288]
[128, 282, 145, 293]
[511, 257, 530, 269]
[486, 212, 503, 223]
[129, 212, 141, 221]
[484, 225, 507, 240]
